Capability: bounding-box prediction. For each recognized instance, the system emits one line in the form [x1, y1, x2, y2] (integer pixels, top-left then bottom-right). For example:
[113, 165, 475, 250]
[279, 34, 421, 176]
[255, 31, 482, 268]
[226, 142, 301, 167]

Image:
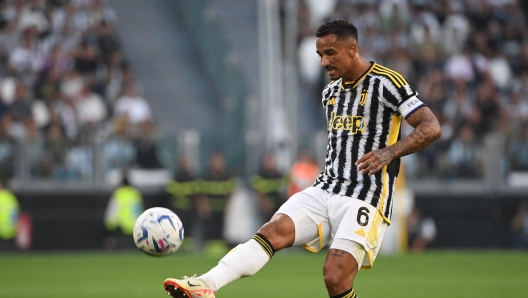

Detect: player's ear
[348, 43, 357, 58]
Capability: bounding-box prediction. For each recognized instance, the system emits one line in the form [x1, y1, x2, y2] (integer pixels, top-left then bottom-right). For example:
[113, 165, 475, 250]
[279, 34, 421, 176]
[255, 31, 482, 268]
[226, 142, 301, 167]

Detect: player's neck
[342, 57, 371, 83]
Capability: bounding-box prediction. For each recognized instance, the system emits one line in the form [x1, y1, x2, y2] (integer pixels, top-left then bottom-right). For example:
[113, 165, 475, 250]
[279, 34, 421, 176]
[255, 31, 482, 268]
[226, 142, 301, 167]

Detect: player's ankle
[197, 276, 216, 290]
[329, 287, 357, 298]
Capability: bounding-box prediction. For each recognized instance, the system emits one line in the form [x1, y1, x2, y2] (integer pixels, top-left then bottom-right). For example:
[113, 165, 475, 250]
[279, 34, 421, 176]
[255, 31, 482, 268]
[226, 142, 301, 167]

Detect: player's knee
[257, 214, 295, 251]
[323, 267, 349, 293]
[322, 260, 356, 293]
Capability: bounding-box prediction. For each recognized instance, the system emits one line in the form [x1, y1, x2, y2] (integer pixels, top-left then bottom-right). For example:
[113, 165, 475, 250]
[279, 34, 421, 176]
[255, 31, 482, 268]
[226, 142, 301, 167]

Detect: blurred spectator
[407, 206, 436, 251]
[0, 95, 9, 120]
[288, 150, 319, 197]
[507, 73, 528, 132]
[34, 66, 61, 102]
[512, 200, 528, 248]
[104, 174, 143, 250]
[379, 0, 411, 32]
[443, 45, 486, 84]
[8, 28, 41, 79]
[60, 69, 83, 99]
[508, 125, 528, 171]
[0, 179, 19, 251]
[0, 22, 19, 59]
[102, 120, 136, 173]
[445, 123, 481, 179]
[103, 50, 131, 102]
[74, 81, 107, 127]
[443, 81, 473, 130]
[9, 82, 32, 124]
[65, 132, 93, 180]
[488, 54, 512, 90]
[23, 116, 45, 176]
[417, 68, 445, 117]
[196, 152, 235, 251]
[472, 79, 500, 138]
[0, 115, 14, 180]
[53, 94, 78, 140]
[441, 1, 469, 55]
[72, 39, 98, 75]
[90, 0, 118, 26]
[134, 120, 162, 169]
[37, 120, 68, 178]
[17, 0, 49, 34]
[97, 20, 120, 65]
[165, 156, 199, 251]
[113, 83, 152, 125]
[251, 153, 288, 224]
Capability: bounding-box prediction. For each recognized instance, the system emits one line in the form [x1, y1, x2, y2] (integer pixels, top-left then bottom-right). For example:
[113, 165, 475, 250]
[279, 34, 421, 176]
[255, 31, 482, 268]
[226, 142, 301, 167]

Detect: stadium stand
[1, 0, 525, 186]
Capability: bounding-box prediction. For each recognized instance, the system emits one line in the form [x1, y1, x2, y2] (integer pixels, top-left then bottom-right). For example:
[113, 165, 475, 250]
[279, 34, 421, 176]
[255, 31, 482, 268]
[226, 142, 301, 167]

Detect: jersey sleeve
[382, 78, 425, 119]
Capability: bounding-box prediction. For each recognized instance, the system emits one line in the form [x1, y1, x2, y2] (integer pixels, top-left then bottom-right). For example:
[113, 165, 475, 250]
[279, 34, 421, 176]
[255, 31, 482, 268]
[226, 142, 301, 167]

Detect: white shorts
[276, 186, 388, 269]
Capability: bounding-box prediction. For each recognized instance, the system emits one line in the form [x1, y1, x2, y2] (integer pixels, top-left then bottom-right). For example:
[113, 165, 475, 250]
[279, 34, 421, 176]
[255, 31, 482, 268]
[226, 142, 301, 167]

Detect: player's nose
[321, 57, 330, 68]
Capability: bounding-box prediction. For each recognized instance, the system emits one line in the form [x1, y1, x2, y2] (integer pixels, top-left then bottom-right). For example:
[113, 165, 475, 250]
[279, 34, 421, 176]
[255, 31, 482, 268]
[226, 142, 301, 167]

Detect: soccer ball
[133, 207, 184, 256]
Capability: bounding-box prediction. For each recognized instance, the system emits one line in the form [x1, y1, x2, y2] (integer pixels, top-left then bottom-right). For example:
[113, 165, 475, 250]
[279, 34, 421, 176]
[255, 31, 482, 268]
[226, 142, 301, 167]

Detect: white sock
[199, 238, 271, 291]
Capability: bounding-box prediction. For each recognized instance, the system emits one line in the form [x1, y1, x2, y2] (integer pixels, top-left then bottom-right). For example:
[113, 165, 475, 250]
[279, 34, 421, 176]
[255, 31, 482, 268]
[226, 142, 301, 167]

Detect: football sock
[251, 233, 275, 258]
[199, 234, 274, 291]
[330, 288, 357, 298]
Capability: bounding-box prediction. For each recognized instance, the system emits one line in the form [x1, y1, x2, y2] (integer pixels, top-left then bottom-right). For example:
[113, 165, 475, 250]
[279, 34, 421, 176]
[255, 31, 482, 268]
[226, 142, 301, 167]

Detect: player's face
[316, 34, 355, 80]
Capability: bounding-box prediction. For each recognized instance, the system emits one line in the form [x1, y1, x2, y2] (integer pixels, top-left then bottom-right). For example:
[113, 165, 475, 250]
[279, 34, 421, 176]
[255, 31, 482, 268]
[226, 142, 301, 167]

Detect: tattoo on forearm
[388, 108, 441, 159]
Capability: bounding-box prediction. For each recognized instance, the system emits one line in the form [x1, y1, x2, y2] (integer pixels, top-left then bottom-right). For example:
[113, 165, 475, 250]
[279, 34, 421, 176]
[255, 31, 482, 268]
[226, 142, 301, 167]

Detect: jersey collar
[340, 62, 376, 90]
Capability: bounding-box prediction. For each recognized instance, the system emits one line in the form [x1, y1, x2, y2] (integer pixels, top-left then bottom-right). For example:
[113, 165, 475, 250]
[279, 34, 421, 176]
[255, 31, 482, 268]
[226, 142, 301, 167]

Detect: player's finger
[355, 152, 372, 165]
[356, 158, 373, 171]
[368, 164, 383, 176]
[358, 159, 376, 175]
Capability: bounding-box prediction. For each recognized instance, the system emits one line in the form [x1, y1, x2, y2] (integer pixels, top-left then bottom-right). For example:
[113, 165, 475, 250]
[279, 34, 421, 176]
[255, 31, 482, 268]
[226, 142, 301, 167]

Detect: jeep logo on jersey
[328, 111, 365, 134]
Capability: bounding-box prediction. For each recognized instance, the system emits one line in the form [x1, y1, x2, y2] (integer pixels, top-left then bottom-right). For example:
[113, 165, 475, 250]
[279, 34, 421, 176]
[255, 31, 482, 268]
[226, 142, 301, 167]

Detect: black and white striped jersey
[312, 62, 425, 223]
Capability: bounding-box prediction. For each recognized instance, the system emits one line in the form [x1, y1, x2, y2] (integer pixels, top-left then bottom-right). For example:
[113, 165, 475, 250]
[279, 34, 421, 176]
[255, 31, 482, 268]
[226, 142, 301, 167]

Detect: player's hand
[356, 148, 394, 176]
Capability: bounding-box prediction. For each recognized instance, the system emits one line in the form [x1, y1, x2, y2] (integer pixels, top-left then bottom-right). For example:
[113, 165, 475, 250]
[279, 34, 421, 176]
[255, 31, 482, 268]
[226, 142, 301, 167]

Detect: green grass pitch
[0, 250, 527, 298]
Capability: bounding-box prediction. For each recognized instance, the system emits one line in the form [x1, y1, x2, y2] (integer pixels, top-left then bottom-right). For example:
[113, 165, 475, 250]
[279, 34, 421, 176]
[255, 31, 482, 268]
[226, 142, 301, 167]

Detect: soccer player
[163, 20, 441, 298]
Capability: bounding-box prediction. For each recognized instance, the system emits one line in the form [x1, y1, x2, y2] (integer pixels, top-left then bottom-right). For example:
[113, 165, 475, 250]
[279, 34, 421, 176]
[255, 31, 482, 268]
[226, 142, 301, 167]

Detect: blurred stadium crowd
[297, 0, 528, 180]
[1, 0, 527, 184]
[0, 0, 158, 183]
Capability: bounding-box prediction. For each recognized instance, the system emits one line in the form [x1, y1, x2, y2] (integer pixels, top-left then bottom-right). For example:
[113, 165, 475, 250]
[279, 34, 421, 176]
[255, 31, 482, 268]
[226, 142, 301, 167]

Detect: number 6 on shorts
[356, 207, 370, 227]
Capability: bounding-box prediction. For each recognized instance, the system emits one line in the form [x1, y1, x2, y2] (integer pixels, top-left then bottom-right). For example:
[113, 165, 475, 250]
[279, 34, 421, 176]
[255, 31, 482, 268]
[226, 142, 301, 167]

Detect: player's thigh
[274, 187, 329, 247]
[330, 197, 388, 268]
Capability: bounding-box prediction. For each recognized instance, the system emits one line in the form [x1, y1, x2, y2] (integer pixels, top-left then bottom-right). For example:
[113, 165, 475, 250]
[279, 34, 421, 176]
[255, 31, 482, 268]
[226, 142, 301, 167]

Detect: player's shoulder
[323, 79, 341, 94]
[324, 79, 341, 89]
[369, 62, 409, 89]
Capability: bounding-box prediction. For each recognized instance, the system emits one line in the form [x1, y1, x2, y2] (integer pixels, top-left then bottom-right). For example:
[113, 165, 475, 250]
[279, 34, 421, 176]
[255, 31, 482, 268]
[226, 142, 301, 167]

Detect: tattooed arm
[356, 106, 442, 176]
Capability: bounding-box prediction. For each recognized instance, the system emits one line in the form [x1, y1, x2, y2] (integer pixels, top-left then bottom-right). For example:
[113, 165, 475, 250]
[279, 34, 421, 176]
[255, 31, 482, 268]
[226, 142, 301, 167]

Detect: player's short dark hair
[315, 20, 359, 43]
